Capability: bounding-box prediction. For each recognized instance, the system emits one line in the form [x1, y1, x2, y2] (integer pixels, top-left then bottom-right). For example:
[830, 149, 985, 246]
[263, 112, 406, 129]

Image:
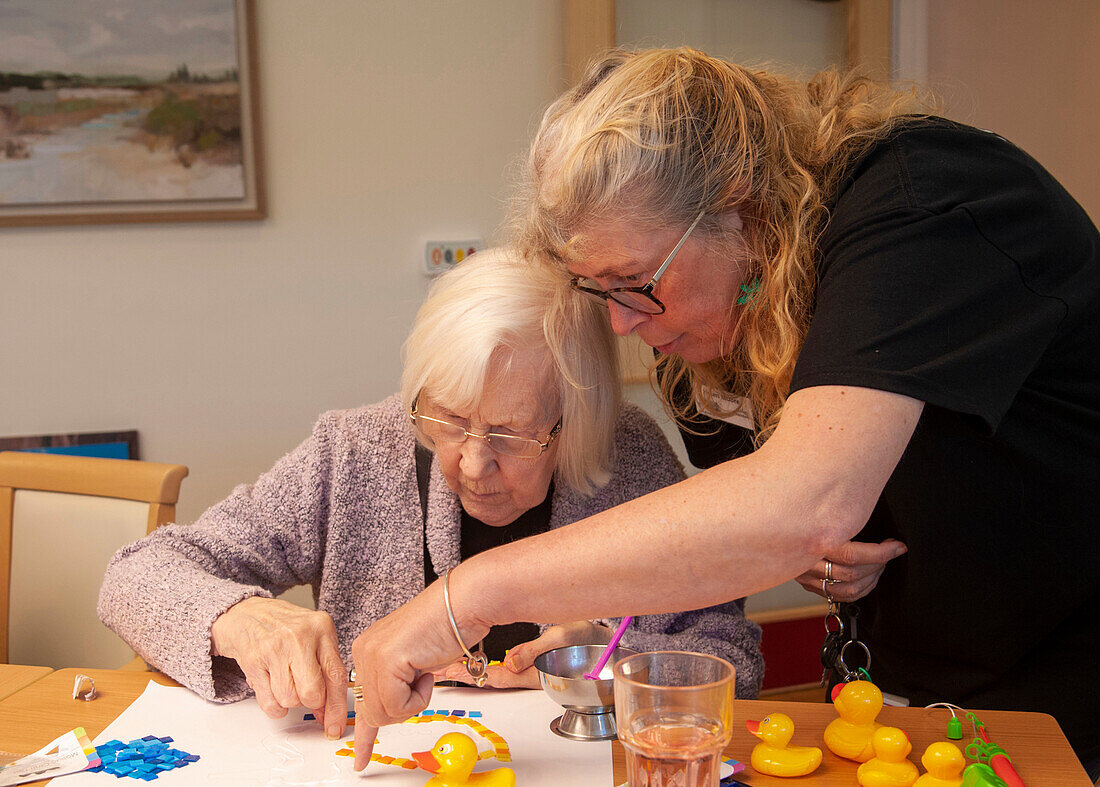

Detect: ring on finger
[825, 559, 834, 581]
[349, 669, 365, 703]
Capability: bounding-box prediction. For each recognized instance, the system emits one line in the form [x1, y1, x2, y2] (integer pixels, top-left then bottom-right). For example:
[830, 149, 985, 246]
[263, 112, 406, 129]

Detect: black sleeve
[791, 125, 1070, 432]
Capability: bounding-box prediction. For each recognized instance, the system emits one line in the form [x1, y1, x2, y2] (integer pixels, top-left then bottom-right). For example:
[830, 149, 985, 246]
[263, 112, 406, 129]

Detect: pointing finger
[353, 717, 377, 772]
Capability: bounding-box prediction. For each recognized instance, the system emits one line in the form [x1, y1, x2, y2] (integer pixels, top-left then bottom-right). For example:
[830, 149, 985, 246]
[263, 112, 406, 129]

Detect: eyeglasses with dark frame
[569, 209, 706, 315]
[409, 398, 562, 459]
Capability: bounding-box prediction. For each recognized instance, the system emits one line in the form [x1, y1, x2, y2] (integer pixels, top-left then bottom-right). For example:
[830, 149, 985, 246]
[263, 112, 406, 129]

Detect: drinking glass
[613, 651, 735, 787]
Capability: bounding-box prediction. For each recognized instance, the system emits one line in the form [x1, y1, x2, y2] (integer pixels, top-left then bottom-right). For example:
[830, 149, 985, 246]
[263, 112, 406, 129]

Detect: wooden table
[611, 698, 1092, 785]
[0, 664, 52, 702]
[0, 669, 1090, 785]
[0, 668, 179, 786]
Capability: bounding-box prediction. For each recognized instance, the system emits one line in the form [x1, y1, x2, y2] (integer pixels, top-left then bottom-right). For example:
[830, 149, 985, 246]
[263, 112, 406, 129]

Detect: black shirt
[681, 119, 1100, 762]
[424, 483, 554, 661]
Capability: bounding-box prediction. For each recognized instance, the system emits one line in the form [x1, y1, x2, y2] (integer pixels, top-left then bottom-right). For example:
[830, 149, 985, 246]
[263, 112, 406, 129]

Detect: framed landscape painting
[0, 0, 264, 226]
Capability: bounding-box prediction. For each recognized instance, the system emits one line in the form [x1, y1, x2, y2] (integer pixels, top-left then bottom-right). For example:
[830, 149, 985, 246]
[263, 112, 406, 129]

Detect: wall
[617, 0, 848, 76]
[2, 1, 563, 526]
[923, 0, 1099, 221]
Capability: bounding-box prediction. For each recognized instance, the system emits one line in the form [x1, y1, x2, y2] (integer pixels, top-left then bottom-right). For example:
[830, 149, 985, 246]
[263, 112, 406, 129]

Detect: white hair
[400, 247, 620, 495]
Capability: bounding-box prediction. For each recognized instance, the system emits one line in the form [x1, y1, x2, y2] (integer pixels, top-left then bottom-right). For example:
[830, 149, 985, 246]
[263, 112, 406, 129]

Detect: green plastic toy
[961, 763, 1009, 787]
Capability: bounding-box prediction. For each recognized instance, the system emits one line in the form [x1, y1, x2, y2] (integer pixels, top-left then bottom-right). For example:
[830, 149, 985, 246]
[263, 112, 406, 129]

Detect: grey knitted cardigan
[98, 396, 763, 701]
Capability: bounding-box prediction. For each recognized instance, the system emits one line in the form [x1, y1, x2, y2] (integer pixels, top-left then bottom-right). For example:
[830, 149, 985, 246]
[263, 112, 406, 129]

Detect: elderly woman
[347, 48, 1099, 775]
[97, 247, 763, 743]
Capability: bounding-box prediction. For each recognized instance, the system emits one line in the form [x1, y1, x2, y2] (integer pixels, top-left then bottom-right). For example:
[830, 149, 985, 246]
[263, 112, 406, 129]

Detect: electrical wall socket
[423, 239, 484, 275]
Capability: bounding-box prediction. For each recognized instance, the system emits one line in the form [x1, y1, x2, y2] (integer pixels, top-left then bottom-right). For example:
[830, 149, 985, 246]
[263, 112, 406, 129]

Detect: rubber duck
[746, 712, 823, 777]
[914, 742, 965, 786]
[824, 680, 884, 762]
[856, 726, 919, 787]
[411, 733, 516, 787]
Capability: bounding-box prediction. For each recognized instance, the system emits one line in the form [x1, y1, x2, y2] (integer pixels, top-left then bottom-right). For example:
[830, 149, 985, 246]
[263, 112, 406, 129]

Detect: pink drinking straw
[584, 616, 633, 680]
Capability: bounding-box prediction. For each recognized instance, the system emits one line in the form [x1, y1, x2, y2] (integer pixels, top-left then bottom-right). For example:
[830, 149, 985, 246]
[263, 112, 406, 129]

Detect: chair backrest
[0, 451, 188, 667]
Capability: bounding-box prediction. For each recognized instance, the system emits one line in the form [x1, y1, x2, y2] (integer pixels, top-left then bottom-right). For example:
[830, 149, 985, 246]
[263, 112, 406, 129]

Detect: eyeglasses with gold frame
[409, 399, 562, 459]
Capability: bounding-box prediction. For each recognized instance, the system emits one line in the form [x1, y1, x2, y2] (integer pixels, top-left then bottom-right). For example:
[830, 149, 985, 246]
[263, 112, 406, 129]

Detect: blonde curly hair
[514, 47, 933, 443]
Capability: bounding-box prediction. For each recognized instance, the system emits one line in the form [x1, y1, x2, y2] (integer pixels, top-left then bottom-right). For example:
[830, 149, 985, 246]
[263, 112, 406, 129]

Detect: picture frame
[0, 429, 140, 460]
[0, 0, 265, 227]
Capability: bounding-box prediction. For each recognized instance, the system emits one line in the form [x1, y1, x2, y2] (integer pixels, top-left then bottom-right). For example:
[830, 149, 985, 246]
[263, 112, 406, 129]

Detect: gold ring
[825, 560, 834, 581]
[349, 669, 364, 703]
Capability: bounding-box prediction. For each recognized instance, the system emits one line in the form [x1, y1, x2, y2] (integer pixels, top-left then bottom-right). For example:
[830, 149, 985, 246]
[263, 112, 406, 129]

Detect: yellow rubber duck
[746, 712, 823, 777]
[857, 726, 919, 787]
[824, 680, 884, 762]
[411, 732, 516, 787]
[914, 742, 965, 786]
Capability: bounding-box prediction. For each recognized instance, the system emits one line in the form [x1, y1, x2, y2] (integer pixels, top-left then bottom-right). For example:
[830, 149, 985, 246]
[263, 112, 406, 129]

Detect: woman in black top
[348, 48, 1099, 777]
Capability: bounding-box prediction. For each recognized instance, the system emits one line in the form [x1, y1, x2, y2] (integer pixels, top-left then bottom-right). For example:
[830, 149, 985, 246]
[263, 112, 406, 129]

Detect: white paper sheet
[61, 683, 612, 785]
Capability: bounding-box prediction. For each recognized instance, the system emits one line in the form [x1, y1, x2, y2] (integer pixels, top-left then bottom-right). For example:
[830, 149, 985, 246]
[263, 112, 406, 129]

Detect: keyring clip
[837, 639, 872, 681]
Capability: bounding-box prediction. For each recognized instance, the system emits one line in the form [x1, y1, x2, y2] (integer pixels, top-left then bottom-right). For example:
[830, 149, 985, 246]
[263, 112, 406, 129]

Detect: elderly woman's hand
[210, 596, 348, 739]
[431, 660, 539, 689]
[502, 621, 612, 674]
[430, 621, 613, 689]
[797, 538, 907, 603]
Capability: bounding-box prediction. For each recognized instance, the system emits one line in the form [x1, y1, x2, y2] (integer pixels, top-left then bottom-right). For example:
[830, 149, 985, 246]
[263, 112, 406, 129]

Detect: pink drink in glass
[622, 714, 725, 786]
[614, 652, 735, 787]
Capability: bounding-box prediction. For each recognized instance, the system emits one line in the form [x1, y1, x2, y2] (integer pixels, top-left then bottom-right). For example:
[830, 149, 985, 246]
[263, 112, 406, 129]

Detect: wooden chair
[0, 452, 187, 667]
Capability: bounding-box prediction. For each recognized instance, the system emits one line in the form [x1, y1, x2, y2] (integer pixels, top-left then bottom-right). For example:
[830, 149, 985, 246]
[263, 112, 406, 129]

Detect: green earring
[736, 277, 761, 306]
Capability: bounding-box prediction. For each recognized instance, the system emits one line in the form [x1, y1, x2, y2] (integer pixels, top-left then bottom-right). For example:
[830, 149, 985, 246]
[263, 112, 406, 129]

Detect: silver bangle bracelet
[442, 568, 488, 687]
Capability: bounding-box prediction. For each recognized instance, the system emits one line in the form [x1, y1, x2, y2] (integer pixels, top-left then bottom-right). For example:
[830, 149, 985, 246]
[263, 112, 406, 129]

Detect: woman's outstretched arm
[350, 384, 922, 770]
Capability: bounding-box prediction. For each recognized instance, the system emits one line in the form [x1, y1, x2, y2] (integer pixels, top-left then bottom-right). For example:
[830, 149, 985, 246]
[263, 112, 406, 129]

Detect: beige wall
[2, 1, 563, 524]
[617, 0, 848, 75]
[925, 0, 1099, 221]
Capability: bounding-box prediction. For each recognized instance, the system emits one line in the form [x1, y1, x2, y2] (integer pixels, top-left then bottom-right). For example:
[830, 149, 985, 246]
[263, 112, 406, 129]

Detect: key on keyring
[819, 629, 844, 686]
[844, 604, 860, 642]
